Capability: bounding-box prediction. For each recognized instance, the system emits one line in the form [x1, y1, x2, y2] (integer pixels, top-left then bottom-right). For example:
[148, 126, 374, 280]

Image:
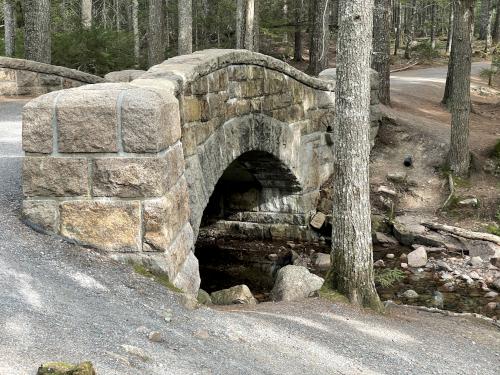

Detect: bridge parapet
[22, 49, 341, 294]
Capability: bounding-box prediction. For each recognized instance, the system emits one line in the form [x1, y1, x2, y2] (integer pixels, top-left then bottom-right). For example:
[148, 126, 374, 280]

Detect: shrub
[375, 268, 406, 288]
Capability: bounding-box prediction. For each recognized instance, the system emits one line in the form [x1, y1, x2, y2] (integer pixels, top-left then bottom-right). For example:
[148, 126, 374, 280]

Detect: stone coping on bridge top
[133, 49, 336, 95]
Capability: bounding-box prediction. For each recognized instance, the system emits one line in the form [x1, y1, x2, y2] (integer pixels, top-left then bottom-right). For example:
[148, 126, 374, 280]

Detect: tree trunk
[178, 0, 193, 55]
[404, 0, 417, 59]
[494, 0, 500, 44]
[132, 0, 140, 65]
[372, 0, 391, 105]
[82, 0, 93, 29]
[446, 2, 454, 54]
[3, 0, 16, 57]
[449, 0, 474, 177]
[329, 0, 383, 311]
[236, 0, 257, 51]
[479, 0, 490, 39]
[394, 1, 401, 55]
[484, 3, 493, 51]
[22, 0, 51, 64]
[148, 0, 164, 66]
[430, 1, 436, 49]
[294, 0, 304, 61]
[308, 0, 330, 76]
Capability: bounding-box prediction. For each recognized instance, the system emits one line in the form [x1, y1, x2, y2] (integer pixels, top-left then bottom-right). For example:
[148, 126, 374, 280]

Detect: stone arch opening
[194, 150, 304, 300]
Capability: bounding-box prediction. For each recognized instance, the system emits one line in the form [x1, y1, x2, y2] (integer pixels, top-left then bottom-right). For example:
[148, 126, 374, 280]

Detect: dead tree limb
[421, 222, 500, 246]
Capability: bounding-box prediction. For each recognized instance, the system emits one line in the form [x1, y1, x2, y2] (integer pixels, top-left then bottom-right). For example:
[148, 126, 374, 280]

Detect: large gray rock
[105, 69, 145, 82]
[210, 285, 257, 305]
[271, 265, 324, 302]
[407, 246, 428, 268]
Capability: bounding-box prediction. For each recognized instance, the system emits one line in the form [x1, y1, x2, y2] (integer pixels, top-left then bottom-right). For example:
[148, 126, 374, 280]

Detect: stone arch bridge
[21, 50, 380, 294]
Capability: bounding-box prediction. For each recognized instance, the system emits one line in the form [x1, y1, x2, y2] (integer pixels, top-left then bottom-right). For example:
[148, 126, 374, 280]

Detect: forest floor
[371, 62, 500, 231]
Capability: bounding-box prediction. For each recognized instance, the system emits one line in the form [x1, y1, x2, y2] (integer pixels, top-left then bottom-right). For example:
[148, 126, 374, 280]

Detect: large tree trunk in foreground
[3, 0, 16, 57]
[82, 0, 93, 29]
[148, 0, 165, 66]
[372, 0, 391, 105]
[22, 0, 51, 63]
[329, 0, 383, 310]
[178, 0, 193, 55]
[308, 0, 330, 76]
[236, 0, 258, 51]
[449, 0, 474, 176]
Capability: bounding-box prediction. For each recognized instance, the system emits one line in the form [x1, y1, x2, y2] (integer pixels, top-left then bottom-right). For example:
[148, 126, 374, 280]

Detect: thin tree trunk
[148, 0, 164, 66]
[308, 0, 330, 75]
[449, 0, 475, 176]
[82, 0, 93, 29]
[330, 0, 383, 311]
[236, 0, 257, 51]
[115, 0, 120, 31]
[479, 0, 490, 39]
[294, 0, 304, 61]
[484, 3, 493, 51]
[394, 1, 401, 55]
[404, 0, 417, 59]
[3, 0, 16, 57]
[103, 0, 108, 29]
[22, 0, 51, 64]
[430, 1, 436, 48]
[494, 0, 500, 44]
[132, 0, 140, 65]
[178, 0, 193, 55]
[372, 0, 391, 105]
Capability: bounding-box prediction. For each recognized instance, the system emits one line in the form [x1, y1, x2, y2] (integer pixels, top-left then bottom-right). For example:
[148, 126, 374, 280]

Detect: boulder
[393, 216, 427, 246]
[407, 247, 428, 268]
[197, 289, 212, 305]
[37, 362, 96, 375]
[210, 285, 257, 305]
[271, 265, 324, 302]
[313, 253, 331, 270]
[375, 232, 398, 245]
[463, 240, 500, 260]
[402, 289, 419, 299]
[469, 256, 483, 267]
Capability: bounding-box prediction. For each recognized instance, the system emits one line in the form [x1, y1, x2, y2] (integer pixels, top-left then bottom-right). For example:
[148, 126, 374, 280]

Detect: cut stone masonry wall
[21, 49, 380, 294]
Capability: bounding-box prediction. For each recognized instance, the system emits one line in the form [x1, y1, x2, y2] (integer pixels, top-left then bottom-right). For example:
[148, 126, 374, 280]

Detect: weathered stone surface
[37, 362, 96, 375]
[463, 240, 500, 260]
[22, 92, 58, 153]
[143, 177, 190, 251]
[121, 88, 181, 152]
[310, 212, 326, 230]
[22, 200, 58, 232]
[57, 88, 121, 153]
[407, 246, 428, 268]
[105, 69, 145, 82]
[313, 253, 331, 270]
[173, 251, 201, 295]
[60, 201, 141, 251]
[271, 265, 324, 302]
[23, 157, 88, 197]
[211, 285, 257, 305]
[393, 216, 427, 246]
[197, 289, 212, 305]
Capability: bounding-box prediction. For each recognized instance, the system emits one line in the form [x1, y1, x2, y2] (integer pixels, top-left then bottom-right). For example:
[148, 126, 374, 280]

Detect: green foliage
[492, 140, 500, 159]
[487, 224, 500, 236]
[412, 41, 441, 62]
[51, 27, 136, 76]
[375, 268, 406, 288]
[133, 263, 184, 293]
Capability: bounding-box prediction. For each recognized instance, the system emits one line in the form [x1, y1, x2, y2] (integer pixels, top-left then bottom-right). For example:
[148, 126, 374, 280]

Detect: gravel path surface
[1, 90, 499, 374]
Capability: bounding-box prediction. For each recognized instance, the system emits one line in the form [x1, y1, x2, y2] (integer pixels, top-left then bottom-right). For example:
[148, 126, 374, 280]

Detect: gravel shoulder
[1, 92, 499, 374]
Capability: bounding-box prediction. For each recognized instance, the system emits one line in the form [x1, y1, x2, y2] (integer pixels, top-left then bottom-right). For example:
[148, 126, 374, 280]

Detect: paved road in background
[0, 83, 499, 374]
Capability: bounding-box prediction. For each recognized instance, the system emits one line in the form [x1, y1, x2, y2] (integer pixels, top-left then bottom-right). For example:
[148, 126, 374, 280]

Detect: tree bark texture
[3, 0, 16, 57]
[449, 0, 474, 176]
[404, 0, 417, 59]
[132, 0, 140, 65]
[308, 0, 330, 76]
[430, 1, 436, 49]
[330, 0, 383, 310]
[22, 0, 51, 64]
[394, 1, 401, 55]
[82, 0, 93, 29]
[236, 0, 257, 51]
[178, 0, 193, 55]
[294, 0, 304, 61]
[494, 0, 500, 44]
[446, 2, 454, 54]
[372, 0, 391, 105]
[148, 0, 165, 66]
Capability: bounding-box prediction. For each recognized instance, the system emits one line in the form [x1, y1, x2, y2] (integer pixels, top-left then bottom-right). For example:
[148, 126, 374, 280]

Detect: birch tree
[22, 0, 51, 63]
[308, 0, 330, 75]
[178, 0, 193, 55]
[3, 0, 16, 57]
[329, 0, 383, 310]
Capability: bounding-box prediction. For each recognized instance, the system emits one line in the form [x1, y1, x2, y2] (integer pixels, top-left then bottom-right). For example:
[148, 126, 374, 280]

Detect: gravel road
[1, 86, 499, 374]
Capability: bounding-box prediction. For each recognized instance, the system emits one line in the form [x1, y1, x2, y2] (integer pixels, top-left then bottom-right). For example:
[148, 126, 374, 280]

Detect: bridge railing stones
[22, 49, 343, 294]
[0, 57, 105, 96]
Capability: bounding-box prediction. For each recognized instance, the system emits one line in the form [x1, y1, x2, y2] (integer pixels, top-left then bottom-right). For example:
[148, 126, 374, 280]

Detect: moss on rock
[37, 361, 96, 375]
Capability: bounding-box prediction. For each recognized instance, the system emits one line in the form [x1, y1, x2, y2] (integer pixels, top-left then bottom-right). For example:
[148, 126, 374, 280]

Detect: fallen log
[421, 222, 500, 246]
[390, 61, 419, 73]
